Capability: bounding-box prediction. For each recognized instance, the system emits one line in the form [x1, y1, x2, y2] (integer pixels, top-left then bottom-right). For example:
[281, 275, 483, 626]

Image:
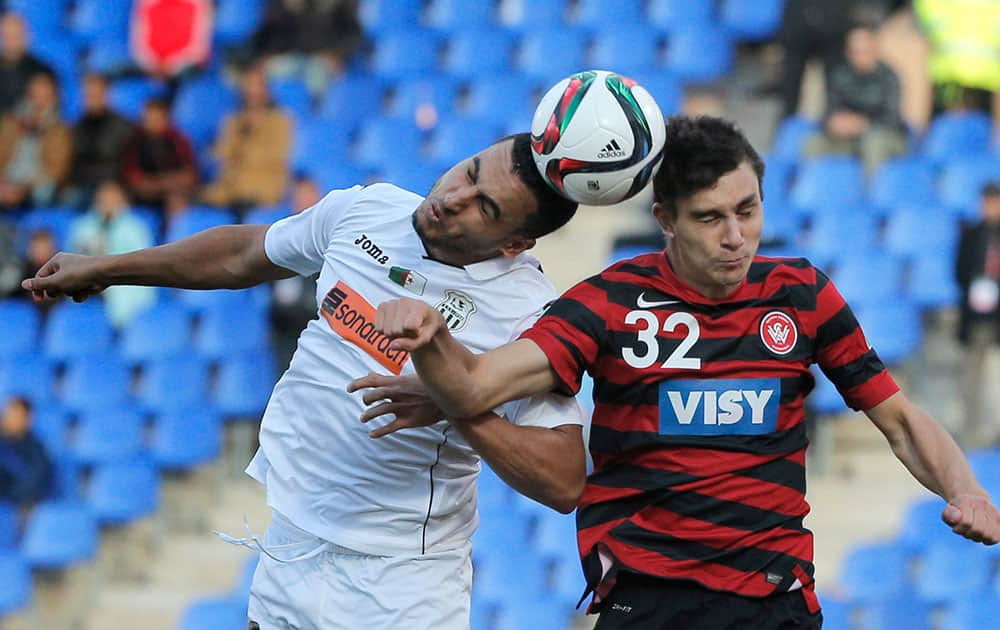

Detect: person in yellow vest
[914, 0, 1000, 115]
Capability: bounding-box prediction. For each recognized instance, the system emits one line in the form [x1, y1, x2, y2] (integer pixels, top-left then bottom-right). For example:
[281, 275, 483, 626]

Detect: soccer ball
[530, 69, 666, 206]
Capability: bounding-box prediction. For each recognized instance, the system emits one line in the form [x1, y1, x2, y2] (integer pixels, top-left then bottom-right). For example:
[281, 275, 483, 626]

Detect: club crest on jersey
[759, 311, 798, 356]
[436, 290, 477, 332]
[388, 266, 426, 295]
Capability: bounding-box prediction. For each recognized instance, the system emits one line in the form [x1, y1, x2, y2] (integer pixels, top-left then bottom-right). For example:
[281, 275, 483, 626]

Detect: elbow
[551, 474, 585, 514]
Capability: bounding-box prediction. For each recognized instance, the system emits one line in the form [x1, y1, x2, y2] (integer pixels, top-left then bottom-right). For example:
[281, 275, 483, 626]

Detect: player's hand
[942, 494, 1000, 545]
[375, 298, 446, 353]
[347, 372, 445, 438]
[21, 252, 107, 303]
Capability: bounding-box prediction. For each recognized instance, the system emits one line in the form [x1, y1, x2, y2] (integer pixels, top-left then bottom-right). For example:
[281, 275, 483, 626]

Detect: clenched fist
[376, 298, 447, 353]
[21, 252, 107, 303]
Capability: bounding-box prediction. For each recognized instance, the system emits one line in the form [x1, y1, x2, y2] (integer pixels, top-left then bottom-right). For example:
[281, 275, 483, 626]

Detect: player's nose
[443, 185, 476, 212]
[720, 216, 744, 248]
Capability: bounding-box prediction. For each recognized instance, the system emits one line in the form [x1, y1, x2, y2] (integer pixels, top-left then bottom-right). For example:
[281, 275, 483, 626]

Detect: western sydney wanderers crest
[759, 311, 798, 356]
[436, 290, 477, 332]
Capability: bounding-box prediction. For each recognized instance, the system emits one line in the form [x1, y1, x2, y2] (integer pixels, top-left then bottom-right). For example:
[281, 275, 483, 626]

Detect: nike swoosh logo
[636, 292, 680, 308]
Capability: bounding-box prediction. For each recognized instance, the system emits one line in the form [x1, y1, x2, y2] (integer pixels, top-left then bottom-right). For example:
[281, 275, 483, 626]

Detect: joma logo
[354, 233, 389, 265]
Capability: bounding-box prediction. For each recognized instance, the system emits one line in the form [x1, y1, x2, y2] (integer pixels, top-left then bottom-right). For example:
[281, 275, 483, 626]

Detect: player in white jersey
[22, 134, 587, 630]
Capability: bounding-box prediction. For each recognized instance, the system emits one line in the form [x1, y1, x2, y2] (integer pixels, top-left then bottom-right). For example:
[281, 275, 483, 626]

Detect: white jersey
[248, 183, 584, 556]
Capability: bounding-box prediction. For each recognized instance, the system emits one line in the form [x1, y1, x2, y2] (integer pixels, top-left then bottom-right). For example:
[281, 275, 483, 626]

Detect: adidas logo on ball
[597, 139, 626, 159]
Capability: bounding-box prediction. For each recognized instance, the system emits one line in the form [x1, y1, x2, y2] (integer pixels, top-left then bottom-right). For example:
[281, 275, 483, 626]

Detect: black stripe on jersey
[816, 304, 860, 347]
[822, 348, 887, 391]
[554, 333, 589, 378]
[421, 425, 450, 555]
[544, 296, 607, 343]
[595, 376, 809, 409]
[588, 463, 703, 490]
[588, 422, 809, 456]
[736, 457, 807, 495]
[613, 262, 665, 279]
[746, 258, 812, 283]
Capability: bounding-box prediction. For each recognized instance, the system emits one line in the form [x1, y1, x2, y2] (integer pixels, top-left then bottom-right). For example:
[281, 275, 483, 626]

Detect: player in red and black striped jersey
[369, 116, 1000, 629]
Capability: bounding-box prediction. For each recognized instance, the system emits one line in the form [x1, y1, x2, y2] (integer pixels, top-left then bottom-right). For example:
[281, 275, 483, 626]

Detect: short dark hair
[983, 181, 1000, 198]
[506, 133, 578, 239]
[5, 396, 31, 415]
[145, 97, 170, 113]
[652, 115, 765, 213]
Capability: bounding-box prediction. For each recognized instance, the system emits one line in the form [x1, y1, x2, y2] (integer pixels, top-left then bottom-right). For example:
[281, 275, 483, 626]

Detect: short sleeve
[501, 391, 585, 429]
[264, 186, 363, 276]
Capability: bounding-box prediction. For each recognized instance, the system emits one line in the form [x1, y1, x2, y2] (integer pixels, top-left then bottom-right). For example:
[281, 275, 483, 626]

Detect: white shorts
[247, 511, 473, 630]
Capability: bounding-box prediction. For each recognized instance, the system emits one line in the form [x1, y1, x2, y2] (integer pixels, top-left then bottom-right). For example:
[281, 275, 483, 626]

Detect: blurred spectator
[775, 0, 903, 117]
[0, 220, 20, 297]
[68, 180, 156, 327]
[805, 25, 906, 173]
[131, 0, 212, 79]
[915, 0, 1000, 116]
[254, 0, 363, 94]
[201, 66, 292, 210]
[0, 73, 71, 210]
[955, 182, 1000, 447]
[0, 397, 53, 508]
[269, 175, 321, 370]
[64, 74, 136, 208]
[0, 12, 54, 115]
[122, 98, 198, 211]
[9, 228, 58, 311]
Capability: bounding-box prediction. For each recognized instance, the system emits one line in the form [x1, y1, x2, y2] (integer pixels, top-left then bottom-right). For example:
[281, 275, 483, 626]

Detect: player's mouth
[718, 256, 745, 270]
[426, 199, 443, 223]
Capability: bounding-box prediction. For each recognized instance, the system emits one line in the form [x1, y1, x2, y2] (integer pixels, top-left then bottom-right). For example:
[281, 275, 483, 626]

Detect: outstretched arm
[866, 392, 1000, 544]
[22, 225, 295, 302]
[376, 297, 561, 418]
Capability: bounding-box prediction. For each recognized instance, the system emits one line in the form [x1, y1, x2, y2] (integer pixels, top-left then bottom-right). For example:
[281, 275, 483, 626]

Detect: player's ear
[652, 202, 675, 238]
[500, 237, 535, 257]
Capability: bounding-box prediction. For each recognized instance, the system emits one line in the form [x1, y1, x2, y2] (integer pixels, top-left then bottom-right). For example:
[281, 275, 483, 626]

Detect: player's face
[413, 140, 538, 266]
[654, 161, 763, 299]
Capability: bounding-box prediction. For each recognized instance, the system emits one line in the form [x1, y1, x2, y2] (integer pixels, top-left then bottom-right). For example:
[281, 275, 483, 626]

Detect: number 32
[622, 310, 701, 370]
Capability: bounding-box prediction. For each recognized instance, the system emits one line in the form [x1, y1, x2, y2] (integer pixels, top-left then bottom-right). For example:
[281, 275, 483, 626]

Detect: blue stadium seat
[922, 111, 993, 165]
[30, 36, 81, 95]
[761, 156, 795, 204]
[0, 301, 40, 357]
[838, 542, 910, 604]
[665, 25, 734, 84]
[215, 0, 265, 46]
[215, 354, 277, 418]
[376, 163, 439, 195]
[471, 598, 497, 630]
[49, 454, 81, 500]
[172, 78, 240, 152]
[174, 284, 265, 315]
[0, 551, 32, 616]
[131, 206, 164, 243]
[319, 74, 387, 129]
[940, 594, 1000, 630]
[74, 408, 145, 466]
[233, 554, 259, 601]
[310, 163, 372, 195]
[589, 27, 662, 75]
[108, 78, 168, 121]
[71, 0, 131, 44]
[817, 593, 852, 630]
[84, 39, 134, 74]
[359, 0, 424, 34]
[150, 407, 222, 470]
[807, 367, 848, 415]
[87, 458, 160, 525]
[427, 117, 504, 166]
[179, 596, 248, 630]
[574, 0, 644, 27]
[494, 599, 574, 630]
[477, 463, 513, 512]
[388, 77, 461, 128]
[648, 0, 715, 33]
[16, 206, 77, 253]
[474, 550, 548, 604]
[898, 497, 956, 557]
[425, 0, 495, 30]
[531, 511, 579, 560]
[869, 157, 938, 212]
[43, 301, 114, 361]
[856, 594, 930, 630]
[912, 539, 992, 604]
[830, 252, 905, 307]
[62, 353, 132, 413]
[371, 30, 442, 80]
[498, 0, 568, 29]
[268, 77, 312, 119]
[354, 119, 425, 169]
[31, 404, 72, 454]
[518, 29, 589, 82]
[8, 0, 70, 35]
[770, 116, 819, 162]
[442, 28, 515, 80]
[630, 71, 683, 116]
[938, 157, 1000, 219]
[0, 503, 18, 550]
[463, 76, 539, 127]
[908, 252, 960, 309]
[166, 207, 236, 243]
[120, 301, 193, 363]
[194, 305, 269, 360]
[244, 205, 291, 226]
[791, 156, 864, 212]
[800, 207, 879, 266]
[20, 500, 98, 569]
[137, 355, 210, 414]
[721, 0, 785, 41]
[289, 116, 352, 179]
[883, 207, 959, 260]
[474, 506, 529, 556]
[967, 450, 1000, 495]
[854, 301, 923, 365]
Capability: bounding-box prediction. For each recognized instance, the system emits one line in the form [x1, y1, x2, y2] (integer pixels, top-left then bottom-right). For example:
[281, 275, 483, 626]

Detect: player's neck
[665, 249, 743, 301]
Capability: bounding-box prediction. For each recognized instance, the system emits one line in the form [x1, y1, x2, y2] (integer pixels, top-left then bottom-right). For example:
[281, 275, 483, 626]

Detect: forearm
[885, 405, 986, 500]
[410, 331, 489, 417]
[452, 415, 585, 513]
[97, 225, 286, 290]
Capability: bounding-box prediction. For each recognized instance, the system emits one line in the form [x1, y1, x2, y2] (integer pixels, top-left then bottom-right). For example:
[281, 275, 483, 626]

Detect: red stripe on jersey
[669, 466, 809, 517]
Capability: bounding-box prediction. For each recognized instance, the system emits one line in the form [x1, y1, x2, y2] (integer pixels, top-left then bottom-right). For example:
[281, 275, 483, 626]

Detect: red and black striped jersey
[519, 251, 899, 602]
